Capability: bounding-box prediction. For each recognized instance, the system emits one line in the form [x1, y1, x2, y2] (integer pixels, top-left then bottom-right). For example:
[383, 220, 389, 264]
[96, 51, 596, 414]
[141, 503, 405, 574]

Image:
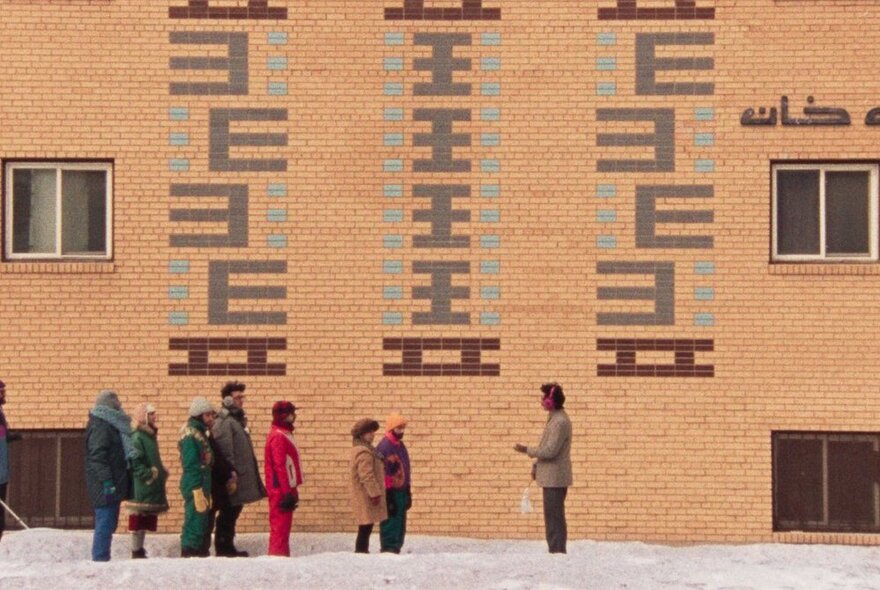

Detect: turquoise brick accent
[384, 184, 403, 198]
[267, 32, 288, 45]
[383, 312, 403, 325]
[384, 82, 404, 96]
[695, 159, 715, 173]
[267, 235, 287, 248]
[481, 32, 501, 46]
[480, 235, 500, 248]
[384, 133, 405, 147]
[481, 108, 501, 121]
[268, 82, 288, 95]
[480, 312, 501, 326]
[597, 235, 617, 249]
[597, 184, 617, 198]
[169, 107, 189, 120]
[480, 210, 500, 223]
[169, 159, 189, 172]
[384, 159, 404, 173]
[481, 57, 501, 71]
[383, 260, 403, 274]
[267, 57, 288, 70]
[384, 107, 404, 121]
[481, 82, 501, 96]
[168, 286, 189, 300]
[480, 184, 500, 198]
[480, 133, 500, 147]
[169, 312, 189, 326]
[383, 235, 404, 248]
[481, 159, 500, 173]
[597, 209, 617, 223]
[480, 260, 500, 274]
[169, 260, 190, 274]
[169, 132, 189, 146]
[597, 82, 616, 96]
[694, 313, 715, 327]
[694, 261, 715, 275]
[694, 107, 715, 121]
[694, 133, 714, 146]
[596, 57, 617, 71]
[695, 287, 715, 301]
[267, 209, 287, 222]
[597, 32, 617, 45]
[267, 183, 287, 197]
[383, 286, 403, 300]
[385, 32, 404, 46]
[481, 286, 500, 300]
[384, 57, 404, 71]
[383, 209, 404, 223]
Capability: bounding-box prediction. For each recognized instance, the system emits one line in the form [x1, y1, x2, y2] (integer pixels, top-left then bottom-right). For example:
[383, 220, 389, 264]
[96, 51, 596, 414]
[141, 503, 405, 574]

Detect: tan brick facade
[1, 0, 880, 545]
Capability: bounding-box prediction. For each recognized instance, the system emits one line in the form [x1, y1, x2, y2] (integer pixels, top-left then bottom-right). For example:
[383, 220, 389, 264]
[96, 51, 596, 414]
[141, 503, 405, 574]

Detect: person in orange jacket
[264, 401, 302, 557]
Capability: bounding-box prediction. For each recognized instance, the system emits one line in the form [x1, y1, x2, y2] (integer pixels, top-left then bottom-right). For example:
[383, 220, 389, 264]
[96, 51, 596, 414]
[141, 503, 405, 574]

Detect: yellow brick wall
[1, 0, 879, 545]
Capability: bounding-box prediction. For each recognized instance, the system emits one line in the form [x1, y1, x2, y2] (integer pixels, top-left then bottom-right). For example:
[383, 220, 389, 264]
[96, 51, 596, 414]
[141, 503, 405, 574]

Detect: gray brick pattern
[209, 108, 288, 172]
[412, 261, 471, 325]
[169, 183, 249, 247]
[413, 184, 472, 248]
[414, 33, 472, 96]
[597, 108, 675, 172]
[635, 33, 714, 96]
[597, 261, 675, 325]
[636, 185, 714, 249]
[413, 108, 472, 172]
[208, 260, 287, 325]
[170, 32, 248, 96]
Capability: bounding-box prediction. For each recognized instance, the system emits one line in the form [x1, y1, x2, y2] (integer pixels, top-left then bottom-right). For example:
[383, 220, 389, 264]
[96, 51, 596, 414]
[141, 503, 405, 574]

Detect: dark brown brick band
[385, 1, 500, 20]
[383, 337, 500, 376]
[598, 0, 714, 20]
[169, 0, 287, 20]
[169, 337, 286, 376]
[597, 338, 714, 377]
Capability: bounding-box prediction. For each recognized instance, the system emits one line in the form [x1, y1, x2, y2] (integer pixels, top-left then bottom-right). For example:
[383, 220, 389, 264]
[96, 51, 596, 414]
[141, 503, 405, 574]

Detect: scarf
[272, 417, 294, 432]
[90, 405, 138, 462]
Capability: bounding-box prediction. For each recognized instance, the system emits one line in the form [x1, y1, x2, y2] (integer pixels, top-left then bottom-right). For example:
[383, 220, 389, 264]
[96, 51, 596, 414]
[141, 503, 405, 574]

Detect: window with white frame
[772, 163, 878, 262]
[4, 162, 112, 260]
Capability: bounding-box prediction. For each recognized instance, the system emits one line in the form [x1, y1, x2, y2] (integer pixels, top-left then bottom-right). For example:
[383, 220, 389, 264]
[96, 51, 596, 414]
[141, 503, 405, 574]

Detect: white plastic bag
[520, 486, 533, 514]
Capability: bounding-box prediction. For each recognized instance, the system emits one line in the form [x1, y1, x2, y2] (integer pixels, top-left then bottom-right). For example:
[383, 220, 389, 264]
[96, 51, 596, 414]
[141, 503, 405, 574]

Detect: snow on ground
[1, 529, 880, 589]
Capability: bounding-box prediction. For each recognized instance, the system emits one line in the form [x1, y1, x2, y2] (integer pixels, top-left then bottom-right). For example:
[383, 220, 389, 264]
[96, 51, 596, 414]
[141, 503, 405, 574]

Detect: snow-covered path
[1, 529, 879, 589]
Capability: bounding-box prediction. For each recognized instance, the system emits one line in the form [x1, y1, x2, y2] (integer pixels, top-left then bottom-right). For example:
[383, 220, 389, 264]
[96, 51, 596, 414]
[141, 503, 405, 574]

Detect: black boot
[131, 548, 147, 559]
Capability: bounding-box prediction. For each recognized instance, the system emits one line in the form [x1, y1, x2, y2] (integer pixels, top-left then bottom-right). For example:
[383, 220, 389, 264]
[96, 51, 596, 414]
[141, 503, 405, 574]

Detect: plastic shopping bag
[520, 486, 533, 514]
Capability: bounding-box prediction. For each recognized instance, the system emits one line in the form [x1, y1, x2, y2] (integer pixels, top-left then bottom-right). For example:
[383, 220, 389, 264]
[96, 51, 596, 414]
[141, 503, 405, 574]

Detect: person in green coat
[178, 397, 216, 557]
[127, 404, 169, 559]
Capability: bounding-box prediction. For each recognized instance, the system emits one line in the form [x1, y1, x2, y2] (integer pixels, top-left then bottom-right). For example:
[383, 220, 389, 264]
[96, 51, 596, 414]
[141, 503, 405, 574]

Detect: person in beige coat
[514, 382, 572, 553]
[350, 418, 387, 553]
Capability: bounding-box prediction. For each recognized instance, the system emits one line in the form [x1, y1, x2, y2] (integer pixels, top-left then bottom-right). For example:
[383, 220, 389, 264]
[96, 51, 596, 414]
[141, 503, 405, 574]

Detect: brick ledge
[769, 264, 880, 276]
[0, 261, 115, 274]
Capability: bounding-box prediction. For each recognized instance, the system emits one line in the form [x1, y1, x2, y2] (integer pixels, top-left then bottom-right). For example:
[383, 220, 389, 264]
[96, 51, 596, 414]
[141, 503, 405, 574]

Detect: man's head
[539, 382, 565, 411]
[221, 381, 246, 410]
[95, 389, 122, 411]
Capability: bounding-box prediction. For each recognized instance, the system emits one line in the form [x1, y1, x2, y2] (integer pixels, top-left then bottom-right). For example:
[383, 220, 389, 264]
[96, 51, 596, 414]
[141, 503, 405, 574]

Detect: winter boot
[131, 548, 147, 559]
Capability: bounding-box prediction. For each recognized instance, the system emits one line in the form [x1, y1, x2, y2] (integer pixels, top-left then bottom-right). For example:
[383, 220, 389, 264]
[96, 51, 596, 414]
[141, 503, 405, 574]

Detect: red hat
[272, 400, 296, 419]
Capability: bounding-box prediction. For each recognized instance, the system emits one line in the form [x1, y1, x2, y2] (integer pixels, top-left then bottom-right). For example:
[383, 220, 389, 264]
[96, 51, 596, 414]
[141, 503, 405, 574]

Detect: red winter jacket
[264, 424, 302, 496]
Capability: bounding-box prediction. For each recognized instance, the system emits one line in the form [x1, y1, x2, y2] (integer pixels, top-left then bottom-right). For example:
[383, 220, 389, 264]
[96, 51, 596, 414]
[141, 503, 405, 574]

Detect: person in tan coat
[514, 382, 572, 554]
[349, 418, 387, 553]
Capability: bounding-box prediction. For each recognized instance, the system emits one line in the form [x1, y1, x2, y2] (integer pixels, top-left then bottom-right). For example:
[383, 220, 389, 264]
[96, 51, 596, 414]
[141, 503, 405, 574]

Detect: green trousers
[181, 491, 210, 551]
[380, 488, 410, 553]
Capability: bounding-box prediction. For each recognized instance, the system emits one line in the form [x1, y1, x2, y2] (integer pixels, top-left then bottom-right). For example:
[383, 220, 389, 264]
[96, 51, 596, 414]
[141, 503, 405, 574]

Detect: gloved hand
[386, 490, 397, 516]
[370, 495, 381, 506]
[102, 481, 116, 504]
[279, 490, 299, 512]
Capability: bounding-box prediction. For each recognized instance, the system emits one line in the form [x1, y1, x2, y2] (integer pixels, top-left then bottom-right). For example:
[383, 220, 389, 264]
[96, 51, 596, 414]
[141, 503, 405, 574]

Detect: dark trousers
[542, 487, 568, 554]
[355, 523, 373, 553]
[214, 504, 243, 554]
[0, 483, 7, 542]
[380, 488, 409, 553]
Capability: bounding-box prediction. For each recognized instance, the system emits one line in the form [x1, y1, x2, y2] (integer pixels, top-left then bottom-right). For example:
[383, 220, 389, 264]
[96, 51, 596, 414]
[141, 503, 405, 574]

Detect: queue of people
[2, 379, 571, 558]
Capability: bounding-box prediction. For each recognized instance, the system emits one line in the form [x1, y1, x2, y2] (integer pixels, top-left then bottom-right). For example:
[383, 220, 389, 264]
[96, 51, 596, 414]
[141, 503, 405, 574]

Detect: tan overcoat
[350, 440, 388, 525]
[527, 409, 573, 488]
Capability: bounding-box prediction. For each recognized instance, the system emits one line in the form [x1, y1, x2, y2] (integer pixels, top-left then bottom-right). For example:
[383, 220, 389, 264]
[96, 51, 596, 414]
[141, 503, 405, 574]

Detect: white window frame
[4, 161, 113, 260]
[772, 163, 878, 262]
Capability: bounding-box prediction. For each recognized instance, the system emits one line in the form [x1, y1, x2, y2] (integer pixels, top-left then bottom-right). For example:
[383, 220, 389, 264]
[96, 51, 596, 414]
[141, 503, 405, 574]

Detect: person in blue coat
[0, 380, 21, 543]
[85, 390, 136, 561]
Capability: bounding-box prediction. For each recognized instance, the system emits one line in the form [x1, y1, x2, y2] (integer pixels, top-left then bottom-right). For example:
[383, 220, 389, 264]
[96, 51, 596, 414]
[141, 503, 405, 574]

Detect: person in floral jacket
[127, 403, 168, 559]
[264, 401, 302, 557]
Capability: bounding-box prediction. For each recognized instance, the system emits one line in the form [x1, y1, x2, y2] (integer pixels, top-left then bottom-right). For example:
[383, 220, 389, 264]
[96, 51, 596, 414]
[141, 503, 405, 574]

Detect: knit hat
[95, 389, 122, 410]
[351, 418, 380, 439]
[272, 400, 296, 419]
[188, 397, 216, 418]
[385, 412, 407, 432]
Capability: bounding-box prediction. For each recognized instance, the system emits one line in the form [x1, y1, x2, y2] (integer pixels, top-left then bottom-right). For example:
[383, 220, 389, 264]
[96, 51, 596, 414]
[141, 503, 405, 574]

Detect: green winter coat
[128, 425, 169, 514]
[178, 418, 213, 502]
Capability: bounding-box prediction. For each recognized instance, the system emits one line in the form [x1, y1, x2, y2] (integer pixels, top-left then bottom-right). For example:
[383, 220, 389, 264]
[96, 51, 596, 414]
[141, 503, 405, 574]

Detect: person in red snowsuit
[264, 401, 302, 557]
